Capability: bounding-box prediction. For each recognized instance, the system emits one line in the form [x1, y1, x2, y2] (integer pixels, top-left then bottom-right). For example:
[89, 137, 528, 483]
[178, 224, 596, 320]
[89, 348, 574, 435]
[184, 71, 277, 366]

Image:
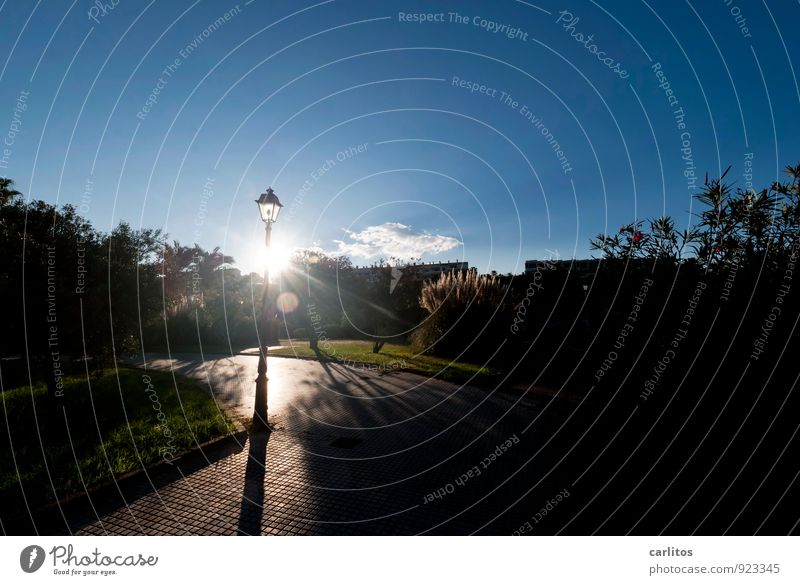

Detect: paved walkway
[30, 354, 581, 535]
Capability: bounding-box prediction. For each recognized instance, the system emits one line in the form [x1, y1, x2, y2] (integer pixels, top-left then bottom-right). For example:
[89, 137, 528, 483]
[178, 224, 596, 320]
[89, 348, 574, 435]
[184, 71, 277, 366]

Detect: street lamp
[253, 187, 283, 430]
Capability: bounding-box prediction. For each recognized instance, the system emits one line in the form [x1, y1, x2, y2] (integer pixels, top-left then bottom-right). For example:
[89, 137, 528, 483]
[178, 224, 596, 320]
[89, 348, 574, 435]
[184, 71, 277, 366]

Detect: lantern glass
[255, 188, 283, 224]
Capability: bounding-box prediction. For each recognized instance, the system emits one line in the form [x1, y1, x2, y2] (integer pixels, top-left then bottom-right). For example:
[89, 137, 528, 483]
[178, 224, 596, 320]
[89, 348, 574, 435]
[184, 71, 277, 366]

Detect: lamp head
[255, 187, 283, 223]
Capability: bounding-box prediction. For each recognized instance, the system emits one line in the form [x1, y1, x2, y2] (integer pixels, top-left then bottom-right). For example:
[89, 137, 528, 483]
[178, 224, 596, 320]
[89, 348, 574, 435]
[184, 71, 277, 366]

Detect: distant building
[350, 260, 470, 284]
[407, 260, 470, 280]
[524, 257, 657, 280]
[524, 258, 600, 279]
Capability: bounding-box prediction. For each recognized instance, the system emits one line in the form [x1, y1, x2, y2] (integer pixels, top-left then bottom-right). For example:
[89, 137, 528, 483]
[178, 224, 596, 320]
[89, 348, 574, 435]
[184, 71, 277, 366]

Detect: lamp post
[253, 187, 283, 430]
[582, 283, 590, 329]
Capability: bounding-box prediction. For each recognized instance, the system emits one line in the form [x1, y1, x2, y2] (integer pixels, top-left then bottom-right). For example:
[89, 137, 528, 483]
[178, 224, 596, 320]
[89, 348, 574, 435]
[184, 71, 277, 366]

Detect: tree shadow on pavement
[285, 350, 576, 535]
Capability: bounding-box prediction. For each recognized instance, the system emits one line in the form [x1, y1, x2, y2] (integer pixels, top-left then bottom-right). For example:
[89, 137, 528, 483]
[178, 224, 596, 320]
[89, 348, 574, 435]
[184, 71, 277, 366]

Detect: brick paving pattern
[20, 355, 577, 535]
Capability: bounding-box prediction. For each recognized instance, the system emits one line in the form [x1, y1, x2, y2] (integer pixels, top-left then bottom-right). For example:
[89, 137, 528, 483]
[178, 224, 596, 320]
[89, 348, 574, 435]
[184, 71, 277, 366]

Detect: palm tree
[0, 177, 21, 206]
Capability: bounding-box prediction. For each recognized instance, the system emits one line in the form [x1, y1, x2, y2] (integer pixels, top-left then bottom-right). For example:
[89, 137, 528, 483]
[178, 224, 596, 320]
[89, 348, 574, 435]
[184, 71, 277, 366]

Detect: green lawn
[0, 367, 234, 516]
[269, 340, 504, 385]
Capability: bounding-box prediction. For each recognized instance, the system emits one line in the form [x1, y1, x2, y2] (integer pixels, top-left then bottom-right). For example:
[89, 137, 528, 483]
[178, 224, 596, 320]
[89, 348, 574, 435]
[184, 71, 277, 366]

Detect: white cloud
[331, 222, 461, 261]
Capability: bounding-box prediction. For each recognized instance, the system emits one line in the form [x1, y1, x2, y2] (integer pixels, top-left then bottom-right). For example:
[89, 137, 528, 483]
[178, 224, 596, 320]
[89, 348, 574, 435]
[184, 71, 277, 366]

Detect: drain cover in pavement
[330, 437, 362, 449]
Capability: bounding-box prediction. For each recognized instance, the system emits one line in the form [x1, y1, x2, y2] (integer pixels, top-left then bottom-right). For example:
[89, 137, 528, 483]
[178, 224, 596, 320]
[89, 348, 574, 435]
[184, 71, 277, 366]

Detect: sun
[242, 239, 291, 276]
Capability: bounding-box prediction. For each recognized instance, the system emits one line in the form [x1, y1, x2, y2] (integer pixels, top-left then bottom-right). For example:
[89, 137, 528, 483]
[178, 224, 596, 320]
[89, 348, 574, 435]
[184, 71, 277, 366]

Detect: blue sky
[1, 0, 798, 274]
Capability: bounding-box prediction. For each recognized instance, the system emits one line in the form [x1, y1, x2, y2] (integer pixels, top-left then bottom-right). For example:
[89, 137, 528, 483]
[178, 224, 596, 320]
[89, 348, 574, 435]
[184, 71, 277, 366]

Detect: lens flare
[276, 292, 299, 313]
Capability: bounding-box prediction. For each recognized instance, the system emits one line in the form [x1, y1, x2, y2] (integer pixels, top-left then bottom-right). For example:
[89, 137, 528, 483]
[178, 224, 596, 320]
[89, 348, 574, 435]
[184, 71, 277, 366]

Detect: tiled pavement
[24, 354, 585, 535]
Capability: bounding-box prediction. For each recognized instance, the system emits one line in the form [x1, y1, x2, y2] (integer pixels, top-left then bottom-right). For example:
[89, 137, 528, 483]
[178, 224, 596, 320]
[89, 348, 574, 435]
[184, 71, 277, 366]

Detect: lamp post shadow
[237, 430, 271, 535]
